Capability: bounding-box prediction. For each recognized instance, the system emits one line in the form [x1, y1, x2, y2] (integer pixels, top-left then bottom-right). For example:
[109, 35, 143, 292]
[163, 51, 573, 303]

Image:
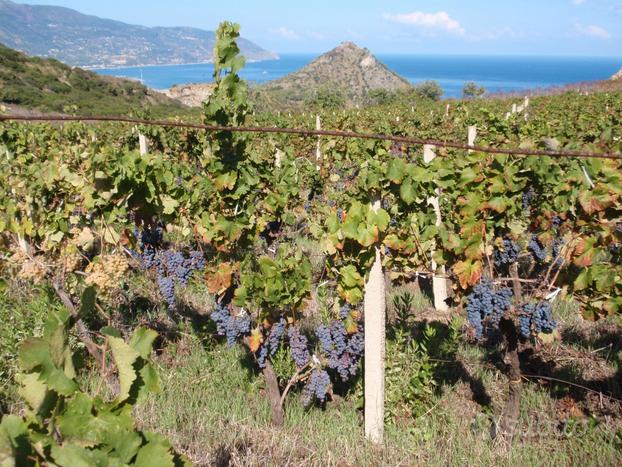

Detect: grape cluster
[518, 301, 557, 338]
[210, 303, 251, 347]
[518, 315, 531, 339]
[137, 225, 164, 249]
[288, 326, 311, 368]
[551, 237, 565, 268]
[84, 255, 129, 297]
[316, 320, 364, 381]
[256, 317, 287, 368]
[157, 276, 176, 309]
[528, 236, 547, 263]
[134, 228, 206, 310]
[302, 369, 331, 405]
[493, 239, 520, 269]
[522, 187, 535, 210]
[339, 304, 351, 320]
[491, 287, 513, 327]
[465, 279, 513, 339]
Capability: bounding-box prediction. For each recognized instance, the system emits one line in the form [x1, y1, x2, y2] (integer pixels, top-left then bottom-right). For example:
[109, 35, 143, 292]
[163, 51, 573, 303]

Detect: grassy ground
[2, 283, 621, 466]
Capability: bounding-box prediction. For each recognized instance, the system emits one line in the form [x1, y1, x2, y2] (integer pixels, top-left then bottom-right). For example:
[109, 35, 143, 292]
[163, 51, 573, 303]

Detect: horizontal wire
[1, 114, 621, 160]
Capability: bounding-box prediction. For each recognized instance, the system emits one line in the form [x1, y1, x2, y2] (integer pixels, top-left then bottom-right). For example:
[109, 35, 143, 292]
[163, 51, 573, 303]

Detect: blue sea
[96, 54, 622, 99]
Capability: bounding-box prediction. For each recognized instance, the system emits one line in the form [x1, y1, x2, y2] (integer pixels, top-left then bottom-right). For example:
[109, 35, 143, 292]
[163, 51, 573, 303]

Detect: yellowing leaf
[453, 259, 483, 289]
[248, 328, 263, 353]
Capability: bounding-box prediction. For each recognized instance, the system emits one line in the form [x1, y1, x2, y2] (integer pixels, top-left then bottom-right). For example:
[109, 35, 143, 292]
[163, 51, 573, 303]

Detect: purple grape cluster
[256, 317, 287, 368]
[518, 315, 531, 339]
[134, 228, 207, 311]
[519, 301, 557, 338]
[302, 369, 331, 405]
[490, 287, 513, 327]
[465, 280, 494, 339]
[134, 225, 164, 252]
[316, 320, 364, 381]
[157, 276, 175, 309]
[493, 239, 520, 269]
[465, 279, 513, 339]
[288, 326, 311, 368]
[162, 250, 192, 285]
[522, 187, 536, 210]
[528, 236, 547, 263]
[210, 303, 251, 347]
[551, 238, 565, 268]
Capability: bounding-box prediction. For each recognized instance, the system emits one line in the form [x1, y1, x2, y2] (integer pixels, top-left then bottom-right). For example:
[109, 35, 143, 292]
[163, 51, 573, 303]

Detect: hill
[258, 42, 412, 107]
[0, 0, 277, 68]
[0, 43, 188, 116]
[612, 68, 622, 81]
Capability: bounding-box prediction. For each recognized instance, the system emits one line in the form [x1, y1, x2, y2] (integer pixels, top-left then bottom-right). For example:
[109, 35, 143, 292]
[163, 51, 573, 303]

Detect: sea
[96, 54, 622, 99]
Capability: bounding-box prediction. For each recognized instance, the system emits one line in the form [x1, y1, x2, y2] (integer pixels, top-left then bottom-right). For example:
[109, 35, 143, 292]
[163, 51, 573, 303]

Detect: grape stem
[279, 362, 311, 407]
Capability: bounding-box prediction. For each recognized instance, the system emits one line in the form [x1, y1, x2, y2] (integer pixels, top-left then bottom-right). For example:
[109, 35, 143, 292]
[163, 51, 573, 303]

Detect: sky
[13, 0, 622, 56]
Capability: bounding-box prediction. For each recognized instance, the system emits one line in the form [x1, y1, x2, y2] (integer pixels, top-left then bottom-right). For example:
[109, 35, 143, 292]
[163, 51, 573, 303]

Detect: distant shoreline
[83, 56, 280, 71]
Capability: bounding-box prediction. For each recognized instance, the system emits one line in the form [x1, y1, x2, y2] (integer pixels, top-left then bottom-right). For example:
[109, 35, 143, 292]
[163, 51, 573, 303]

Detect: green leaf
[161, 195, 179, 215]
[107, 336, 140, 404]
[134, 441, 175, 467]
[399, 178, 417, 205]
[129, 328, 158, 360]
[340, 265, 363, 289]
[19, 338, 77, 396]
[16, 373, 51, 416]
[51, 442, 107, 467]
[387, 158, 406, 183]
[79, 287, 97, 320]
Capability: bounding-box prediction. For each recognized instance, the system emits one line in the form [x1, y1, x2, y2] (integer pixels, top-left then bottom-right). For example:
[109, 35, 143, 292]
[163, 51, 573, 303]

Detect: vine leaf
[454, 259, 483, 289]
[106, 335, 140, 404]
[248, 328, 263, 353]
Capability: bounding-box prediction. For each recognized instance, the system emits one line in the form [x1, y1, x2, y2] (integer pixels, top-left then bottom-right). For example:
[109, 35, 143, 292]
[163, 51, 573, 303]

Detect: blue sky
[15, 0, 622, 56]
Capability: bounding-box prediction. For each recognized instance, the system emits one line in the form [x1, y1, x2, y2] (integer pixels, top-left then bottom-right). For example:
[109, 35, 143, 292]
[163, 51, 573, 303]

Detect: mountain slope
[0, 0, 277, 67]
[260, 42, 412, 106]
[612, 68, 622, 81]
[0, 43, 188, 116]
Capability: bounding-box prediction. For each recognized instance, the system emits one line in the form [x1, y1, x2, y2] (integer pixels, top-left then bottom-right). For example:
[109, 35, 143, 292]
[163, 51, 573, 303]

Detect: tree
[412, 81, 443, 101]
[304, 86, 346, 110]
[463, 81, 486, 99]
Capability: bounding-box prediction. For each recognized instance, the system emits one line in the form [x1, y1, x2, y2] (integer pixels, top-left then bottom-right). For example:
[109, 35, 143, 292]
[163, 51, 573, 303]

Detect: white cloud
[575, 23, 611, 38]
[272, 27, 299, 40]
[572, 0, 586, 5]
[383, 11, 465, 35]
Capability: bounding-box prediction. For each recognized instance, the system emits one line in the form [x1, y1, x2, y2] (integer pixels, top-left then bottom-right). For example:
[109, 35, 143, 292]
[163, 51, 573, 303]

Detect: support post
[467, 125, 477, 153]
[139, 133, 149, 155]
[424, 145, 450, 312]
[315, 115, 322, 171]
[364, 200, 386, 444]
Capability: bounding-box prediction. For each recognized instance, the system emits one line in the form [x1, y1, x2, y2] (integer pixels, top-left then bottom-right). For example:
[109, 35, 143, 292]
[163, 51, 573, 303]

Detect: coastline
[83, 55, 280, 71]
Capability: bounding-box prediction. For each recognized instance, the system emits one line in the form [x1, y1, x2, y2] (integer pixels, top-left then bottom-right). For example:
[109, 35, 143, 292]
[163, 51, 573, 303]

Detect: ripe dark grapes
[302, 369, 331, 405]
[529, 236, 547, 263]
[518, 301, 557, 338]
[465, 279, 513, 338]
[316, 319, 364, 381]
[522, 187, 535, 210]
[210, 304, 251, 347]
[256, 318, 287, 368]
[288, 326, 311, 368]
[493, 238, 520, 269]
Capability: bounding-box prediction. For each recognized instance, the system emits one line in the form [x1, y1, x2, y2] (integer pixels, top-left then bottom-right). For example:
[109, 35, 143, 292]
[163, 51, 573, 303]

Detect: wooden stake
[424, 145, 450, 312]
[467, 126, 477, 153]
[315, 115, 322, 171]
[139, 133, 149, 155]
[364, 200, 386, 444]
